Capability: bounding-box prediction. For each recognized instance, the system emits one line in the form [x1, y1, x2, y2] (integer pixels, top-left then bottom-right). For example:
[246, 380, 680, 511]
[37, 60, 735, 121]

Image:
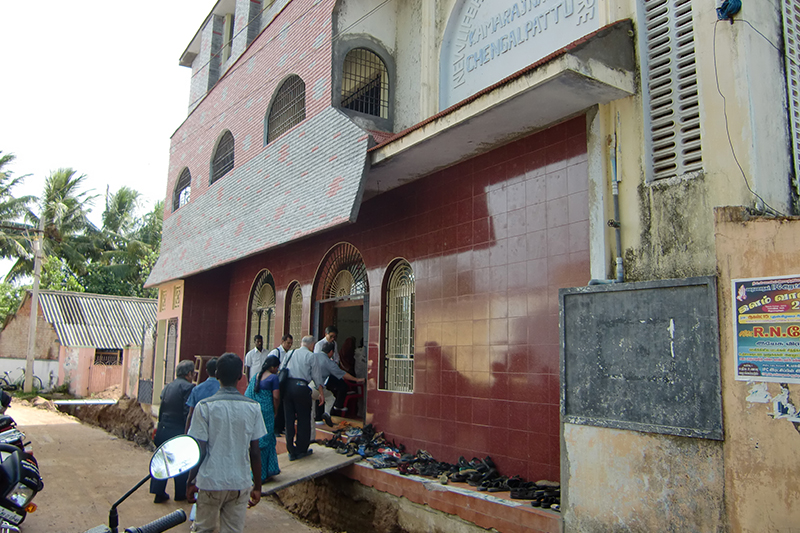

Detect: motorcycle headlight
[7, 483, 33, 507]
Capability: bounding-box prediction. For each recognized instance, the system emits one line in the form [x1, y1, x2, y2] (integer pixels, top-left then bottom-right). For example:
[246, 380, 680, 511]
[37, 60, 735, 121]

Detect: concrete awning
[364, 20, 636, 199]
[262, 444, 361, 496]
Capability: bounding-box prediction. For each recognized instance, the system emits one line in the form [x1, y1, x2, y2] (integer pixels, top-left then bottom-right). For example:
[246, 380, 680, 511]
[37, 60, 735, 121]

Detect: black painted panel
[560, 276, 723, 440]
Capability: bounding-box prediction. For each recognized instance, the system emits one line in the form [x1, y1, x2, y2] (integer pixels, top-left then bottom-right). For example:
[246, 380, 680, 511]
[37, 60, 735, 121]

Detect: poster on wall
[733, 274, 800, 383]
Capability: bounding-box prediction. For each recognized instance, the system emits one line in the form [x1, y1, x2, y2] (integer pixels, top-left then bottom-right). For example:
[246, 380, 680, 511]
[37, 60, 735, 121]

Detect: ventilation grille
[784, 0, 800, 194]
[644, 0, 702, 180]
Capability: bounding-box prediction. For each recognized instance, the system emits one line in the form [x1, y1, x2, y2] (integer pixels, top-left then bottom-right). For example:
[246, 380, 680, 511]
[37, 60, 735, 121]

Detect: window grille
[267, 75, 306, 144]
[342, 48, 389, 119]
[289, 283, 303, 341]
[211, 131, 235, 184]
[94, 350, 122, 366]
[642, 0, 702, 180]
[783, 0, 800, 194]
[383, 261, 414, 392]
[173, 168, 191, 211]
[249, 271, 276, 349]
[165, 318, 178, 384]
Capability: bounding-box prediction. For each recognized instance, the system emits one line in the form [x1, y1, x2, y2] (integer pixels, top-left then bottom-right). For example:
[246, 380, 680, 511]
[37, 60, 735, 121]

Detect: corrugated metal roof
[34, 291, 157, 349]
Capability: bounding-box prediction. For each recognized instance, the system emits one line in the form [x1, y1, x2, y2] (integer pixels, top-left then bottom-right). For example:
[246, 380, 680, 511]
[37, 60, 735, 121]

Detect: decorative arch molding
[313, 242, 369, 301]
[247, 269, 276, 351]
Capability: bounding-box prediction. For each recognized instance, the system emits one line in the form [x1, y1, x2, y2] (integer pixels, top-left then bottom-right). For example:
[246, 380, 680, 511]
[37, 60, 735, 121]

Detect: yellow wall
[715, 207, 800, 532]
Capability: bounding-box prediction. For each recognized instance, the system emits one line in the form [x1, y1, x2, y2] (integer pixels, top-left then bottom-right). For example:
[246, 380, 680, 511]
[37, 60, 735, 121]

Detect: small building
[0, 290, 157, 397]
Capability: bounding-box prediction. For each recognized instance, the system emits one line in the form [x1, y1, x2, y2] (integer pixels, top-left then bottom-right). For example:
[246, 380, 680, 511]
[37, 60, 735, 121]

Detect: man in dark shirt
[150, 359, 195, 503]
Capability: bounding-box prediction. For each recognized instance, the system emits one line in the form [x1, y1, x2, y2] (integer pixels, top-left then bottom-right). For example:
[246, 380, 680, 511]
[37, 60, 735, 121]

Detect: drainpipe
[589, 112, 624, 285]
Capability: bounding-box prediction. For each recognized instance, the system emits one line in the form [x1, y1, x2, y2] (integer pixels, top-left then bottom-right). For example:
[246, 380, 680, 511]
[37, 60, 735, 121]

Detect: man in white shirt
[244, 335, 268, 381]
[314, 326, 339, 365]
[283, 336, 325, 460]
[268, 334, 293, 363]
[187, 353, 267, 533]
[268, 334, 293, 436]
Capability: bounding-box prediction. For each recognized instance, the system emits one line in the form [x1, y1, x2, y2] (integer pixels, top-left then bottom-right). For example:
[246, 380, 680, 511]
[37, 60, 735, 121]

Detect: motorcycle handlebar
[122, 509, 186, 533]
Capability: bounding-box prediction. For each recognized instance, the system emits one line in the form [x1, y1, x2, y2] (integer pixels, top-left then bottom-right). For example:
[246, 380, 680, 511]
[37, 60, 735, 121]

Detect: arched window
[172, 168, 191, 211]
[266, 75, 306, 144]
[248, 270, 276, 351]
[342, 48, 389, 119]
[285, 282, 303, 342]
[382, 260, 414, 392]
[211, 131, 235, 184]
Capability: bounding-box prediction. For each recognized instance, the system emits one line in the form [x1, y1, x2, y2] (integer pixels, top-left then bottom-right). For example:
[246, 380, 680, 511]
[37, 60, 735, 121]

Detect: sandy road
[6, 402, 327, 533]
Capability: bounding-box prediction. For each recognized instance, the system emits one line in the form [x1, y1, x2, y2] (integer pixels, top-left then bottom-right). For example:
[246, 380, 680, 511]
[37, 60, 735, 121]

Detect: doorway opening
[312, 243, 369, 422]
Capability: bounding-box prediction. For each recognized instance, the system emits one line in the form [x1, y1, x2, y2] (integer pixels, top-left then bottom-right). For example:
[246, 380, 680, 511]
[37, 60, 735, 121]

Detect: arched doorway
[312, 243, 369, 419]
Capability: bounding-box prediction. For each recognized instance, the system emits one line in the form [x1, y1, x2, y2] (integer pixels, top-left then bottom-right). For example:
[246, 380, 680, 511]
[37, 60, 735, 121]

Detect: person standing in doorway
[314, 341, 365, 426]
[186, 353, 266, 533]
[314, 326, 339, 365]
[283, 336, 324, 461]
[268, 335, 293, 435]
[151, 360, 195, 503]
[244, 334, 268, 381]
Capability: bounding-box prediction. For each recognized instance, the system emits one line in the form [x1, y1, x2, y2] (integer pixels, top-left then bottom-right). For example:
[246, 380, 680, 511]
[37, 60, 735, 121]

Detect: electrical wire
[712, 19, 788, 217]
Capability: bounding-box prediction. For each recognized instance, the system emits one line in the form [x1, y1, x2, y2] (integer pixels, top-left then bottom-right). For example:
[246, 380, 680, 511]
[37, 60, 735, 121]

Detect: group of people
[243, 327, 365, 461]
[148, 326, 365, 533]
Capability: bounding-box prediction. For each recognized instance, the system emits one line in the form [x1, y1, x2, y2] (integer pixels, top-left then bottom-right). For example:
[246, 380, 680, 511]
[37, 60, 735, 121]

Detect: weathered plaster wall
[715, 207, 800, 532]
[562, 424, 724, 532]
[592, 0, 794, 283]
[0, 298, 60, 361]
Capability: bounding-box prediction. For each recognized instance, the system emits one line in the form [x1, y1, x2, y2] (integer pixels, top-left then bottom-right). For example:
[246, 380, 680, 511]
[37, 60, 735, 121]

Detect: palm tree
[6, 168, 97, 282]
[0, 152, 35, 265]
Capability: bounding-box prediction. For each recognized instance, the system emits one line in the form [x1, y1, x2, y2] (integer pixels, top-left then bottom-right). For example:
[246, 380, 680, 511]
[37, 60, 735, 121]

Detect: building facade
[148, 0, 800, 530]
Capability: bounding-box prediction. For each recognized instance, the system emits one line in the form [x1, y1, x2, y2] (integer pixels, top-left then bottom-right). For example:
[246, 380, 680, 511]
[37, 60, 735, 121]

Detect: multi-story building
[147, 0, 800, 530]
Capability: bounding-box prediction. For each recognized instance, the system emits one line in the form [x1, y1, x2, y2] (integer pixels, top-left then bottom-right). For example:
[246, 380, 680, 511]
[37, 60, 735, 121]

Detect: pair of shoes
[322, 412, 333, 427]
[153, 493, 170, 503]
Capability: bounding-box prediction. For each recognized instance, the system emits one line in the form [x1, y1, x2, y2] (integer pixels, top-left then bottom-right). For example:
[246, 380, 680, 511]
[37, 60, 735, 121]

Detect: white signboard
[439, 0, 600, 110]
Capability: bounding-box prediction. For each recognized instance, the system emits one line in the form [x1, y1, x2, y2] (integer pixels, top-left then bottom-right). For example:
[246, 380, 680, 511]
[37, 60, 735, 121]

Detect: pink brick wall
[165, 0, 336, 218]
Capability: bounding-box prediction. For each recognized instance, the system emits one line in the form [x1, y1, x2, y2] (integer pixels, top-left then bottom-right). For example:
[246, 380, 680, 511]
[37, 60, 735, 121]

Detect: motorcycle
[85, 434, 201, 533]
[0, 415, 43, 531]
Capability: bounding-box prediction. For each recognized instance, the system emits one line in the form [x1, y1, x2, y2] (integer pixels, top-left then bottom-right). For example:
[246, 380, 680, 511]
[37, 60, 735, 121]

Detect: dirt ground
[7, 401, 331, 533]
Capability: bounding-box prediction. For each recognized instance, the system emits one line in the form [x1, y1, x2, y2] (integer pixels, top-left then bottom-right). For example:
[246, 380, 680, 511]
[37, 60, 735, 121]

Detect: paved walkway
[6, 402, 329, 533]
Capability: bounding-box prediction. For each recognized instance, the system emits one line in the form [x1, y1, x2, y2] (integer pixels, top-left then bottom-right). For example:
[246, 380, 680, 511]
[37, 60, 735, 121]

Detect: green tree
[0, 152, 35, 263]
[6, 168, 98, 282]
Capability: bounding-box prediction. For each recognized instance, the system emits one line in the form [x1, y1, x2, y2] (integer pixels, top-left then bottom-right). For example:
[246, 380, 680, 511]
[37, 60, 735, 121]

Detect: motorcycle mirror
[149, 435, 201, 480]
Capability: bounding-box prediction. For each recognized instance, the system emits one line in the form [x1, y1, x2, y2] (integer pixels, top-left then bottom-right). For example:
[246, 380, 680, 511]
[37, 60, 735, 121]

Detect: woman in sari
[244, 354, 281, 481]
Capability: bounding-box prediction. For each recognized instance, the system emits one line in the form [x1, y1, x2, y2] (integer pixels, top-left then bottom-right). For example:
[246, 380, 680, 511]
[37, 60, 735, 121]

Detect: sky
[0, 1, 216, 225]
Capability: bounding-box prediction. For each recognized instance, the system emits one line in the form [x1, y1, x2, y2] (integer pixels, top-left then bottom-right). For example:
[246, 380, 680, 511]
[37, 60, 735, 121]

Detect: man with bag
[280, 335, 324, 461]
[268, 335, 293, 435]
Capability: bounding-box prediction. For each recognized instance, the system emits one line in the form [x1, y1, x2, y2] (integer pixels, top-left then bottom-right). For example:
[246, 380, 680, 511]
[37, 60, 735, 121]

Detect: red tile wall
[180, 115, 590, 483]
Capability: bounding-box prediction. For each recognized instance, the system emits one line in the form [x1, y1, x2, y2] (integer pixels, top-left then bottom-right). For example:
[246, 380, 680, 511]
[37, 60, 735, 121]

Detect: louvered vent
[643, 0, 703, 180]
[783, 0, 800, 194]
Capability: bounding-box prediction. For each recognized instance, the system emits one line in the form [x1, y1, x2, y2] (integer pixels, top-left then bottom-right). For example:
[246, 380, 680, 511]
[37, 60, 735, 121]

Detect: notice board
[560, 276, 722, 440]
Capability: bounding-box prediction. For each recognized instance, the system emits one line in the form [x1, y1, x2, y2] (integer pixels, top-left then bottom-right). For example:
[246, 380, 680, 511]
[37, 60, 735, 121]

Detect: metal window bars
[341, 48, 389, 119]
[173, 168, 191, 211]
[384, 261, 414, 392]
[211, 131, 235, 183]
[267, 75, 306, 143]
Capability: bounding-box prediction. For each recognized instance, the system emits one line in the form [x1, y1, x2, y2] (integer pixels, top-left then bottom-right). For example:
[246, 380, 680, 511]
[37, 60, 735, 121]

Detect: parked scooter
[0, 416, 43, 531]
[85, 434, 201, 533]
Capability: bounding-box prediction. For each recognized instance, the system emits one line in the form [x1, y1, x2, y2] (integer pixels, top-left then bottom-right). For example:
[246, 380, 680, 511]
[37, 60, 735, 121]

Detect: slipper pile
[321, 426, 560, 512]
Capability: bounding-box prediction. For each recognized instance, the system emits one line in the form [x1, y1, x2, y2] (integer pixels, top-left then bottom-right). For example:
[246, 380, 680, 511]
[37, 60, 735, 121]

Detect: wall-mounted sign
[733, 275, 800, 383]
[439, 0, 600, 110]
